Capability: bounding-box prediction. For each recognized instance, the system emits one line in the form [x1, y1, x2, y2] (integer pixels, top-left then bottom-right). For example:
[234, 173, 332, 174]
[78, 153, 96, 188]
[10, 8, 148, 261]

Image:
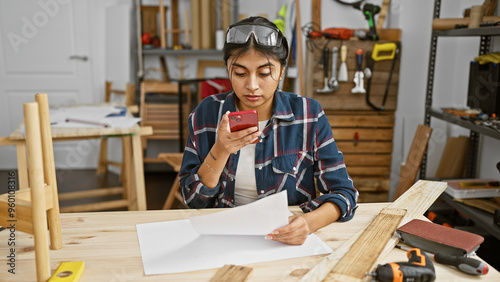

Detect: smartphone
[228, 110, 258, 144]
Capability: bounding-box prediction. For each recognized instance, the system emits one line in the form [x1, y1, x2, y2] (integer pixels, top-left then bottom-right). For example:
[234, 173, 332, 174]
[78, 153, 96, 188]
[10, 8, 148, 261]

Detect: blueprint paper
[136, 191, 332, 275]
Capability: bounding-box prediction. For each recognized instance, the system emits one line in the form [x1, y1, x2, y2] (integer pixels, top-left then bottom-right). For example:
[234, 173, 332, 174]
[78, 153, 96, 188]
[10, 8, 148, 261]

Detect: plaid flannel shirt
[179, 90, 358, 221]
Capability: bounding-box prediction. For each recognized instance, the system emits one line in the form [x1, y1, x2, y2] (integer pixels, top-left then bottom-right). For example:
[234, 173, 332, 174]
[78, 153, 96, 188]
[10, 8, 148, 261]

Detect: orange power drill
[367, 248, 436, 282]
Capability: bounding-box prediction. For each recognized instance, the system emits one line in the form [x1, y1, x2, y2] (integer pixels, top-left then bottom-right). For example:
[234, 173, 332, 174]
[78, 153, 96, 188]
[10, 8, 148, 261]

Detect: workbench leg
[16, 142, 28, 189]
[130, 135, 147, 210]
[122, 136, 131, 201]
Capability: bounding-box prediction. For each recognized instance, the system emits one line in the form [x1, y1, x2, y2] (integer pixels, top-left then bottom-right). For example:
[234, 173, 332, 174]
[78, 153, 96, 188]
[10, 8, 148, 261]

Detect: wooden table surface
[1, 203, 498, 281]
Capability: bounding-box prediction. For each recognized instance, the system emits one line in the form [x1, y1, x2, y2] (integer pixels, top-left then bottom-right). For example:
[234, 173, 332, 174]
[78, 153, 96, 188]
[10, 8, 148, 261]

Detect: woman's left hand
[265, 215, 310, 245]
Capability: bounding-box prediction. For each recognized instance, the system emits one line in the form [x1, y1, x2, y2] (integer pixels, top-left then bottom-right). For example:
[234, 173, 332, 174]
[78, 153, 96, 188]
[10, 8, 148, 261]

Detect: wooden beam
[210, 265, 253, 282]
[299, 180, 447, 282]
[295, 0, 305, 96]
[200, 0, 211, 49]
[376, 0, 391, 30]
[392, 125, 432, 201]
[221, 0, 231, 31]
[327, 208, 406, 281]
[312, 0, 321, 29]
[171, 0, 179, 46]
[159, 0, 167, 48]
[191, 0, 200, 49]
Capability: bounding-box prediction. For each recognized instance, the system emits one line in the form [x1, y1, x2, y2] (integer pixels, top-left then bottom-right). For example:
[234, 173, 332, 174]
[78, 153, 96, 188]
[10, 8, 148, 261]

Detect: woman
[179, 16, 358, 245]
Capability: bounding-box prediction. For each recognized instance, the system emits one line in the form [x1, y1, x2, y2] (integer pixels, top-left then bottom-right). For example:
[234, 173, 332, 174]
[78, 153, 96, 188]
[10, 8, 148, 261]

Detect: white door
[0, 0, 95, 169]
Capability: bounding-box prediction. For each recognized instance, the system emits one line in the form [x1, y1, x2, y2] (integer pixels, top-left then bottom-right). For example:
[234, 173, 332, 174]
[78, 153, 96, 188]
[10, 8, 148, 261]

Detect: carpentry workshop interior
[1, 0, 500, 281]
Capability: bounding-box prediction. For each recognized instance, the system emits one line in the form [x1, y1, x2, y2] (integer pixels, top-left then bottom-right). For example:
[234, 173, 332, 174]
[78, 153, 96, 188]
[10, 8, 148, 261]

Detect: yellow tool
[48, 261, 84, 282]
[365, 42, 400, 111]
[371, 42, 397, 61]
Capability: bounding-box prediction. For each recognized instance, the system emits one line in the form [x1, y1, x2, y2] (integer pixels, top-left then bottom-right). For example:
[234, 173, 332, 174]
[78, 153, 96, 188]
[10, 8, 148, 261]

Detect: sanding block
[396, 219, 484, 257]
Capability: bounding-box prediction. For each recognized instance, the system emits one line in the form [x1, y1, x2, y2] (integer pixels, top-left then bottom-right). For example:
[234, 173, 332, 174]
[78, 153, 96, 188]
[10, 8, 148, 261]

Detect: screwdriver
[367, 248, 436, 282]
[396, 245, 489, 275]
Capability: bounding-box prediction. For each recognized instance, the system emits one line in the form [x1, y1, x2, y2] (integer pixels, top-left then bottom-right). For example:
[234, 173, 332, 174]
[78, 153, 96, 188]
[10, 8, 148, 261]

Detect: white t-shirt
[234, 120, 267, 206]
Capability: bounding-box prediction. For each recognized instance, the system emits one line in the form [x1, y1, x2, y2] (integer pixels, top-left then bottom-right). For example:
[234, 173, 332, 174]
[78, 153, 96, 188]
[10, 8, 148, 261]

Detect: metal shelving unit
[439, 193, 500, 240]
[429, 108, 500, 140]
[421, 0, 500, 179]
[421, 0, 500, 241]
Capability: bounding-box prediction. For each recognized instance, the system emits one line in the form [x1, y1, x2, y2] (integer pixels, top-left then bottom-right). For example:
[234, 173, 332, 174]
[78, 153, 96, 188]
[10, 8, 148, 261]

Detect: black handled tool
[396, 245, 489, 276]
[367, 248, 436, 282]
[434, 252, 489, 275]
[316, 47, 333, 93]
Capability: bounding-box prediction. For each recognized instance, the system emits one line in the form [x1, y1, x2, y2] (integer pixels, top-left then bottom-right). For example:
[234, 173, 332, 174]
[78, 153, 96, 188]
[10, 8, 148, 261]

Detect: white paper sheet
[189, 189, 289, 235]
[136, 191, 333, 275]
[48, 105, 140, 129]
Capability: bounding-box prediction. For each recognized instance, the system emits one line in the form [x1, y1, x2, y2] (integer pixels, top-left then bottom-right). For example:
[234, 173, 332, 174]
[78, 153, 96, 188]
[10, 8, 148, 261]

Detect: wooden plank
[316, 95, 397, 111]
[392, 124, 432, 200]
[158, 152, 184, 171]
[358, 191, 389, 203]
[60, 199, 129, 213]
[16, 142, 28, 189]
[376, 0, 391, 30]
[379, 28, 401, 41]
[210, 265, 253, 282]
[327, 208, 406, 281]
[454, 198, 500, 214]
[299, 180, 447, 282]
[351, 176, 390, 192]
[331, 128, 394, 141]
[312, 0, 321, 29]
[191, 0, 200, 49]
[159, 0, 167, 48]
[347, 166, 391, 176]
[58, 187, 124, 201]
[343, 154, 391, 166]
[131, 134, 147, 210]
[141, 5, 160, 36]
[327, 114, 394, 128]
[221, 0, 231, 31]
[171, 0, 179, 46]
[200, 0, 211, 49]
[336, 141, 393, 154]
[295, 0, 305, 96]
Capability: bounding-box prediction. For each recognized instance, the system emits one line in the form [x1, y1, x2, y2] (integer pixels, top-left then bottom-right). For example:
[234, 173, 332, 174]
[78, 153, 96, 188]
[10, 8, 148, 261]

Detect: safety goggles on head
[225, 24, 281, 47]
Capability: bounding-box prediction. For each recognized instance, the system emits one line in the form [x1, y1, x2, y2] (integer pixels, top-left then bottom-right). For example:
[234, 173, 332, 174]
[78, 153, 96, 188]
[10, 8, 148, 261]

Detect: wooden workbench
[9, 106, 152, 211]
[0, 203, 498, 281]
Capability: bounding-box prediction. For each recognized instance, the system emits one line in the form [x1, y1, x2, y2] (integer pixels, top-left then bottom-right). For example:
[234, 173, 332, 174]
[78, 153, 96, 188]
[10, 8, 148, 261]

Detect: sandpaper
[396, 219, 484, 256]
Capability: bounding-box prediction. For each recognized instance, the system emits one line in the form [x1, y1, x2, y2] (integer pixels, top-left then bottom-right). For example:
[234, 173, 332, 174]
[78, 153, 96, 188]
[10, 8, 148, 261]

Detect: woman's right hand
[214, 111, 261, 155]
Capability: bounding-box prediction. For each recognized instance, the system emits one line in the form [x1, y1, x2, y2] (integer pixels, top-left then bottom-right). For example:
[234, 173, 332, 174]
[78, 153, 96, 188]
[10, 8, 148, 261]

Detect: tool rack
[306, 31, 402, 202]
[420, 0, 500, 179]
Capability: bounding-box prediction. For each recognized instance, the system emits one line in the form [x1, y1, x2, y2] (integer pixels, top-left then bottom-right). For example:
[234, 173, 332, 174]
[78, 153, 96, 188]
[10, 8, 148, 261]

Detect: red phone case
[228, 110, 258, 143]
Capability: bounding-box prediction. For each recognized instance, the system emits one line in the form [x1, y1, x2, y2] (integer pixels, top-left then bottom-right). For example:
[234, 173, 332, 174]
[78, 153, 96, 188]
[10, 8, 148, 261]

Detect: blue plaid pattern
[179, 90, 358, 221]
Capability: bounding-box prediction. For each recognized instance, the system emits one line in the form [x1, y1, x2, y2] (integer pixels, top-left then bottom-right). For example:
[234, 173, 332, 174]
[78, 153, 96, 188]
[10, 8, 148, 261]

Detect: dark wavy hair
[223, 16, 289, 78]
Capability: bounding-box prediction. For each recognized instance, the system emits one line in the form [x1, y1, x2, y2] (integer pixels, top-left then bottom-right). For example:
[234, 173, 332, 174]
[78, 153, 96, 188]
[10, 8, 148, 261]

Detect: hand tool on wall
[360, 2, 381, 40]
[367, 248, 436, 282]
[396, 245, 489, 276]
[338, 45, 348, 82]
[351, 48, 366, 94]
[335, 0, 381, 40]
[307, 27, 367, 40]
[328, 46, 340, 91]
[364, 42, 399, 111]
[317, 47, 333, 93]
